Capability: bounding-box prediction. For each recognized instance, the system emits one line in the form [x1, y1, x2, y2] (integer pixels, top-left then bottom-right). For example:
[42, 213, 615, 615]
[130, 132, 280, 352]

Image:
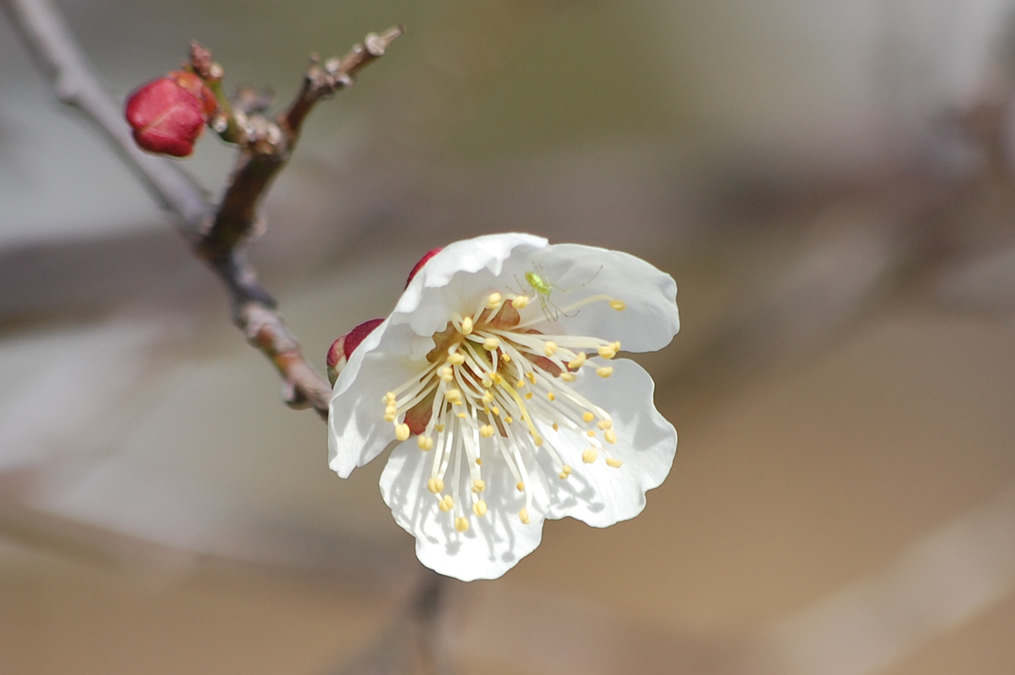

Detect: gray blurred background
[2, 0, 1015, 673]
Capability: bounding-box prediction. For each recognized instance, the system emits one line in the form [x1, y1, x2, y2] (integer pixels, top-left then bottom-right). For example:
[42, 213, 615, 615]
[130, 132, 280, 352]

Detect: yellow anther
[543, 341, 558, 357]
[526, 372, 537, 384]
[612, 341, 622, 352]
[417, 436, 434, 451]
[479, 424, 495, 438]
[518, 508, 531, 524]
[483, 336, 500, 351]
[481, 391, 494, 405]
[596, 366, 614, 378]
[427, 477, 445, 494]
[606, 457, 623, 468]
[435, 424, 445, 432]
[475, 458, 483, 465]
[597, 344, 617, 359]
[440, 366, 454, 382]
[461, 316, 474, 335]
[582, 447, 598, 463]
[562, 464, 573, 476]
[502, 353, 511, 362]
[445, 389, 462, 404]
[524, 392, 533, 400]
[395, 424, 411, 441]
[547, 392, 556, 401]
[512, 295, 531, 309]
[552, 423, 559, 431]
[447, 352, 465, 365]
[568, 352, 587, 369]
[609, 299, 626, 311]
[492, 373, 505, 385]
[586, 430, 597, 437]
[516, 481, 525, 492]
[515, 379, 525, 388]
[457, 412, 467, 419]
[384, 392, 396, 403]
[504, 416, 514, 424]
[597, 419, 613, 430]
[440, 495, 455, 512]
[384, 412, 397, 422]
[491, 406, 500, 416]
[455, 516, 470, 533]
[472, 479, 486, 493]
[560, 372, 577, 382]
[604, 429, 617, 444]
[532, 435, 544, 447]
[487, 292, 502, 308]
[473, 500, 488, 517]
[558, 470, 569, 479]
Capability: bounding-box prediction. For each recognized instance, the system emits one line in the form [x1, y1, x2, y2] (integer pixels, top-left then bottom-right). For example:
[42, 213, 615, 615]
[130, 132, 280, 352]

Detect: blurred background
[2, 0, 1015, 673]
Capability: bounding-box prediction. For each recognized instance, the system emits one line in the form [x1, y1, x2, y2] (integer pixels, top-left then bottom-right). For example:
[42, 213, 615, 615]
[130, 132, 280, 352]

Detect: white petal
[379, 441, 551, 581]
[535, 359, 676, 527]
[393, 233, 548, 337]
[526, 243, 679, 353]
[328, 322, 418, 478]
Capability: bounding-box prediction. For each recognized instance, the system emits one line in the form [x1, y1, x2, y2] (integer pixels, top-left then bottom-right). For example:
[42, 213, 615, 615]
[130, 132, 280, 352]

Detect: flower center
[382, 289, 626, 531]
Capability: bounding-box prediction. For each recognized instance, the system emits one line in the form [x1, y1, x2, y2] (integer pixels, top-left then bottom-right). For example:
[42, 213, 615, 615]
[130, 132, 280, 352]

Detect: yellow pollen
[483, 337, 500, 351]
[487, 292, 502, 308]
[481, 375, 494, 389]
[445, 389, 463, 404]
[582, 447, 598, 463]
[473, 500, 488, 517]
[455, 516, 470, 533]
[552, 423, 559, 431]
[447, 352, 465, 365]
[502, 353, 511, 362]
[532, 435, 544, 447]
[457, 412, 467, 419]
[568, 352, 587, 369]
[440, 367, 454, 382]
[515, 379, 525, 388]
[512, 295, 531, 309]
[417, 436, 434, 451]
[526, 372, 537, 384]
[606, 457, 623, 468]
[596, 366, 614, 378]
[558, 470, 569, 479]
[516, 481, 525, 492]
[518, 508, 531, 524]
[543, 341, 558, 357]
[587, 430, 597, 438]
[384, 412, 397, 422]
[492, 373, 505, 385]
[597, 420, 613, 430]
[504, 416, 514, 424]
[491, 406, 500, 416]
[440, 495, 455, 511]
[612, 341, 622, 351]
[597, 344, 617, 359]
[583, 411, 595, 423]
[461, 316, 474, 335]
[547, 392, 556, 401]
[560, 372, 577, 382]
[395, 424, 411, 441]
[562, 464, 573, 476]
[472, 479, 486, 492]
[435, 424, 445, 432]
[604, 429, 617, 444]
[479, 424, 495, 438]
[481, 391, 494, 405]
[427, 477, 445, 494]
[609, 299, 626, 311]
[524, 392, 533, 400]
[475, 458, 483, 465]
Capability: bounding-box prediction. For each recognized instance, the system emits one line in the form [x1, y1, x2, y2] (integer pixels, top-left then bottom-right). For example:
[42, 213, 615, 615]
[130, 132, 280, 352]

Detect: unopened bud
[125, 71, 217, 157]
[327, 318, 384, 385]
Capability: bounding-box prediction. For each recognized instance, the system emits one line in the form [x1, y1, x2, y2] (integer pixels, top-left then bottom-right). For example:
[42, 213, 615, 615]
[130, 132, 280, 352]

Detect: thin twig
[2, 0, 401, 418]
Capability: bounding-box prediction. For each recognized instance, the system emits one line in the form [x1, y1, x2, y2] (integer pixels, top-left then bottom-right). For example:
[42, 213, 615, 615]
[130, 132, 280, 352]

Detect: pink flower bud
[327, 318, 384, 385]
[125, 71, 217, 157]
[405, 247, 443, 288]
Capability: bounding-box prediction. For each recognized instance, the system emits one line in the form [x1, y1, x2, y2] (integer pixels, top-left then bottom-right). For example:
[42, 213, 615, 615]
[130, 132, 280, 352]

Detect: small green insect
[517, 264, 601, 322]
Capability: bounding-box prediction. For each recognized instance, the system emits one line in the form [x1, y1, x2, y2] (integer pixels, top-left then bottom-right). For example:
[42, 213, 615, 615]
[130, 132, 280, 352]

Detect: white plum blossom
[328, 233, 679, 581]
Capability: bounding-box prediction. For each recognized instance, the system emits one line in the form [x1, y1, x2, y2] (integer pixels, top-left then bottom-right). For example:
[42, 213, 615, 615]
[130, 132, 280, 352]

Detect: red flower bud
[327, 318, 385, 386]
[406, 247, 443, 288]
[125, 71, 217, 157]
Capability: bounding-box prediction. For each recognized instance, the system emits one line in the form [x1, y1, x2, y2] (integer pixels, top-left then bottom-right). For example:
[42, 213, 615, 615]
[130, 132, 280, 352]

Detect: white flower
[328, 233, 679, 581]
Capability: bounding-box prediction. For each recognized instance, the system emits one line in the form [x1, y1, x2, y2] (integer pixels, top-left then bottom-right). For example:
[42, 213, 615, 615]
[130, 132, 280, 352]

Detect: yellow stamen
[518, 508, 531, 524]
[609, 299, 626, 311]
[427, 477, 444, 494]
[417, 436, 434, 451]
[516, 481, 525, 492]
[544, 341, 558, 357]
[461, 316, 474, 335]
[472, 479, 486, 493]
[568, 352, 587, 369]
[395, 424, 410, 441]
[596, 366, 613, 378]
[582, 447, 598, 463]
[473, 500, 488, 517]
[512, 295, 531, 309]
[479, 425, 495, 438]
[604, 429, 617, 444]
[483, 336, 500, 351]
[606, 457, 623, 468]
[455, 516, 470, 532]
[487, 292, 502, 308]
[447, 352, 465, 365]
[560, 372, 577, 382]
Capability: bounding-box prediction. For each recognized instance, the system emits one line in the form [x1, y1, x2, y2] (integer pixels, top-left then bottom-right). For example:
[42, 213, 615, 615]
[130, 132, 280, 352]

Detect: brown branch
[3, 0, 401, 419]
